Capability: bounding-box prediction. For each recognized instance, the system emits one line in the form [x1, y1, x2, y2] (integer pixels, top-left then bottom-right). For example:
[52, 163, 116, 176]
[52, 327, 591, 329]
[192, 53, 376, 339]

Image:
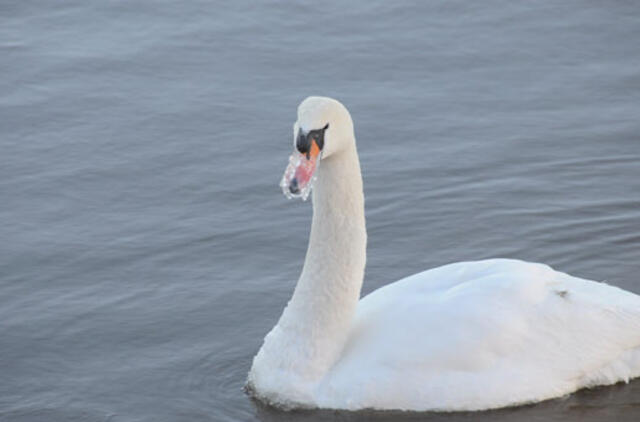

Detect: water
[2, 1, 640, 421]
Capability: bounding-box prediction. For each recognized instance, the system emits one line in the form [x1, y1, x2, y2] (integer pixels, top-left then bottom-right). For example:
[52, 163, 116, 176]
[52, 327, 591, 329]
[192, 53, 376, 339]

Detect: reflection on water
[2, 1, 640, 421]
[252, 381, 640, 422]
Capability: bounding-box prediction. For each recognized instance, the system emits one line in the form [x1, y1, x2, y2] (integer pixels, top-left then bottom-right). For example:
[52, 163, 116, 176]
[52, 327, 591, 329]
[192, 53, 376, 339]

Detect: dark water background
[2, 1, 640, 421]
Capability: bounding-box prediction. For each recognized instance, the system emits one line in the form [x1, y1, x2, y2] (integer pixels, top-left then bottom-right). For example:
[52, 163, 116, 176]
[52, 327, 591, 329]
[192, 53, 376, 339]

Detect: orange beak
[306, 139, 321, 160]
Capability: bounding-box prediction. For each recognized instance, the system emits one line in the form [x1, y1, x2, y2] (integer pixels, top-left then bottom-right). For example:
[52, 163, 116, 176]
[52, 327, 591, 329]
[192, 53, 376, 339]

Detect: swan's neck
[250, 142, 366, 397]
[290, 144, 367, 368]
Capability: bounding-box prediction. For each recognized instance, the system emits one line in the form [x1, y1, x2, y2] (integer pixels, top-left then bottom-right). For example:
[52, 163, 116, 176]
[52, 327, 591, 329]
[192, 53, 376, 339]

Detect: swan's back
[318, 259, 640, 411]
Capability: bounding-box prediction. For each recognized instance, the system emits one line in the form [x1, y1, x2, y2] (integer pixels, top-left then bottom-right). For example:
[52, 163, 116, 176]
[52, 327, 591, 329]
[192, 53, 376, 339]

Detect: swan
[246, 96, 640, 411]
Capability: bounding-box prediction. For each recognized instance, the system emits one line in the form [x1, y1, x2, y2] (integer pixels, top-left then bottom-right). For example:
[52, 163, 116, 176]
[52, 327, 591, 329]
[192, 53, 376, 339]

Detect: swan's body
[319, 259, 640, 411]
[247, 97, 640, 411]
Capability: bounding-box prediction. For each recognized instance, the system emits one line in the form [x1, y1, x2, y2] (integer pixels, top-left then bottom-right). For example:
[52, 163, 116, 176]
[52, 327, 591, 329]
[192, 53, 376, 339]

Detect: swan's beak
[280, 140, 321, 201]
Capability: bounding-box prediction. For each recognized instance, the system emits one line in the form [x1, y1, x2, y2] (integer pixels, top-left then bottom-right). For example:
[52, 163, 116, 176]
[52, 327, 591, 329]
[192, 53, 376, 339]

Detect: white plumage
[321, 259, 640, 410]
[247, 97, 640, 411]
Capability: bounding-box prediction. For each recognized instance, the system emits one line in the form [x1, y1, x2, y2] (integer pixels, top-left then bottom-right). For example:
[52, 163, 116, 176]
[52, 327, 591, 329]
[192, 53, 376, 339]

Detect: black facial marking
[296, 124, 329, 156]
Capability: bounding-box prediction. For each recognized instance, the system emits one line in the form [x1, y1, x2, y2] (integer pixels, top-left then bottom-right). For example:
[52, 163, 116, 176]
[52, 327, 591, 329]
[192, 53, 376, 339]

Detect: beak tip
[289, 178, 300, 194]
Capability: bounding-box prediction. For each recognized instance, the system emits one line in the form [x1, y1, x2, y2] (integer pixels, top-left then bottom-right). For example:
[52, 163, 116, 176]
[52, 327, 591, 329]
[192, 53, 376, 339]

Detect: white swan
[247, 96, 640, 411]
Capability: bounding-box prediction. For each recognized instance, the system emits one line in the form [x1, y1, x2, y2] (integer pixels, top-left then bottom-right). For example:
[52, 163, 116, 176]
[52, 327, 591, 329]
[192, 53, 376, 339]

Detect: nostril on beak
[289, 178, 300, 194]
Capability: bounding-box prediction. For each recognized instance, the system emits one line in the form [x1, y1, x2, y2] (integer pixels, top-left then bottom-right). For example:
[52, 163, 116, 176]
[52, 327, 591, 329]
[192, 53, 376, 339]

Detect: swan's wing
[321, 259, 640, 411]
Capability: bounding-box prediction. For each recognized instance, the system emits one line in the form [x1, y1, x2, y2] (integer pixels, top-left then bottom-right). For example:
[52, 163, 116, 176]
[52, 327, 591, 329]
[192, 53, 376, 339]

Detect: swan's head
[281, 96, 354, 200]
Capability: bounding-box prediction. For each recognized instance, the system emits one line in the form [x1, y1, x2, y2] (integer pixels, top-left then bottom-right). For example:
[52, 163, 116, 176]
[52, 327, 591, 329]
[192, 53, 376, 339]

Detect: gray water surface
[2, 1, 640, 421]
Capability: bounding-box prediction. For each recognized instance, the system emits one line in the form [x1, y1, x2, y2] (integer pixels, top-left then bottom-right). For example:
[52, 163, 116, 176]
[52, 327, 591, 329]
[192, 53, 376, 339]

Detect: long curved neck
[291, 142, 367, 366]
[252, 140, 366, 390]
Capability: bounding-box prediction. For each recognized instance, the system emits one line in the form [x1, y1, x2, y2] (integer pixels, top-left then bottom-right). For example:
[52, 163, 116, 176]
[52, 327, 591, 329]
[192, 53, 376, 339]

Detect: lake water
[2, 1, 640, 421]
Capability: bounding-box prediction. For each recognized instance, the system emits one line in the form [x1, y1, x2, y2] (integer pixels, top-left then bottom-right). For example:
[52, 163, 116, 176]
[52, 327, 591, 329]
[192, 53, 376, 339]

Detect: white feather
[247, 97, 640, 411]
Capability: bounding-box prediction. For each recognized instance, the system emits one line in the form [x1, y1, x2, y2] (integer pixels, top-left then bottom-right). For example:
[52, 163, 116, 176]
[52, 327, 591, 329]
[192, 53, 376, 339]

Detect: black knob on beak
[296, 129, 310, 155]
